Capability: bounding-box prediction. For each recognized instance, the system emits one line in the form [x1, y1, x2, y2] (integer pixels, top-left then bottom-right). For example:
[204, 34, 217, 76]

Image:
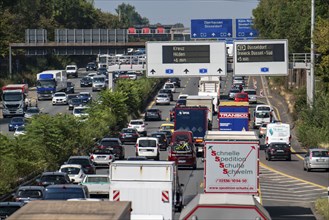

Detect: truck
[109, 161, 184, 220]
[36, 70, 67, 100]
[7, 200, 132, 220]
[1, 84, 28, 118]
[218, 101, 250, 131]
[80, 174, 110, 198]
[198, 76, 220, 112]
[185, 95, 214, 121]
[179, 193, 271, 220]
[174, 106, 208, 156]
[203, 131, 259, 194]
[65, 64, 78, 78]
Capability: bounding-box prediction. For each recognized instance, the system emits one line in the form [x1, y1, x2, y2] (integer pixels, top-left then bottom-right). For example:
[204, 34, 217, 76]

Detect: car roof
[45, 184, 85, 189]
[309, 148, 328, 152]
[60, 164, 83, 169]
[68, 156, 90, 159]
[41, 172, 67, 176]
[17, 186, 45, 190]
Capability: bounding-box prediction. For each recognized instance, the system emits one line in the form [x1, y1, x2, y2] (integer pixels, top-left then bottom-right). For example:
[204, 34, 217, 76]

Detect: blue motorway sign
[191, 19, 233, 39]
[236, 18, 258, 38]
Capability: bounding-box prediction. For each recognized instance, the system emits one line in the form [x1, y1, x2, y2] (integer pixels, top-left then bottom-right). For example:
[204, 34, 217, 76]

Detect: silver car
[303, 148, 329, 172]
[156, 93, 170, 105]
[243, 88, 257, 104]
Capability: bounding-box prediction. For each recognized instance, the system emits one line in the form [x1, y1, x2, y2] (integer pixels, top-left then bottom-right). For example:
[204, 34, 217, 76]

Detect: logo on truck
[220, 113, 248, 118]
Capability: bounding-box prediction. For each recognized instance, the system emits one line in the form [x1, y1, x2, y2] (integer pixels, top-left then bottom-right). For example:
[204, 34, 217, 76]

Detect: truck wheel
[286, 156, 291, 161]
[155, 154, 160, 161]
[192, 162, 197, 170]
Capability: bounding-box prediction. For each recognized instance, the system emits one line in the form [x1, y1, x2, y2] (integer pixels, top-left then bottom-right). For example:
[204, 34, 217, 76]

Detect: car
[66, 64, 78, 78]
[243, 88, 257, 104]
[52, 92, 68, 105]
[80, 76, 92, 87]
[96, 138, 125, 160]
[135, 137, 160, 160]
[159, 129, 173, 144]
[87, 72, 97, 79]
[150, 132, 168, 151]
[128, 119, 147, 136]
[66, 156, 96, 174]
[156, 93, 170, 105]
[92, 75, 107, 91]
[59, 164, 86, 184]
[258, 123, 268, 138]
[12, 186, 44, 203]
[233, 76, 245, 85]
[163, 82, 176, 93]
[8, 117, 25, 131]
[234, 92, 249, 102]
[119, 128, 140, 144]
[86, 62, 97, 71]
[169, 78, 181, 87]
[303, 148, 329, 172]
[78, 92, 92, 103]
[68, 98, 84, 110]
[168, 142, 197, 170]
[159, 89, 173, 101]
[14, 126, 26, 136]
[175, 98, 186, 107]
[144, 108, 162, 121]
[24, 106, 41, 119]
[43, 184, 90, 200]
[97, 67, 108, 75]
[36, 172, 72, 187]
[66, 81, 75, 94]
[0, 202, 26, 219]
[159, 123, 174, 133]
[72, 106, 89, 120]
[228, 88, 240, 100]
[90, 146, 116, 167]
[265, 142, 291, 161]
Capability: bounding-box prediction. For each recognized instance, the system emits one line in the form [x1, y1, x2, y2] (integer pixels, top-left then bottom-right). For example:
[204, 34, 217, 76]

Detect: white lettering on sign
[220, 113, 248, 118]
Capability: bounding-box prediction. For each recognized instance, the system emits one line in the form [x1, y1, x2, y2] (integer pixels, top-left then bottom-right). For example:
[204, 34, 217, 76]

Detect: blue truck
[174, 106, 208, 156]
[218, 101, 250, 131]
[36, 70, 67, 100]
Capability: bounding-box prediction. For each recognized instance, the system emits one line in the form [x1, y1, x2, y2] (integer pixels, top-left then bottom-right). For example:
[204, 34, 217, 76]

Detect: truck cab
[65, 65, 78, 78]
[1, 84, 28, 118]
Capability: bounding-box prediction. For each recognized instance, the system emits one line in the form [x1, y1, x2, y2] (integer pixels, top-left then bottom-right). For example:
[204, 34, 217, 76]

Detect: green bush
[315, 198, 329, 220]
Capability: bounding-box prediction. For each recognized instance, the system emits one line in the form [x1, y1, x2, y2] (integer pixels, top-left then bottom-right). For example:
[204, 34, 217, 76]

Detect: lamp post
[308, 0, 315, 106]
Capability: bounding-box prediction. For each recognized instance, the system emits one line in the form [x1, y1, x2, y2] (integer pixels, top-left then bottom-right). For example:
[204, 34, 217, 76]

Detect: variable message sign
[146, 41, 227, 77]
[234, 40, 288, 76]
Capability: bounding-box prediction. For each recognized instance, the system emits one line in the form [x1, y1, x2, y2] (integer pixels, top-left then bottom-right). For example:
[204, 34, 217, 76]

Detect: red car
[168, 142, 197, 170]
[234, 92, 249, 102]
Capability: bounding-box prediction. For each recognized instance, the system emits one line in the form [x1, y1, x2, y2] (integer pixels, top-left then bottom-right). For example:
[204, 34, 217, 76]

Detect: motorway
[0, 70, 328, 220]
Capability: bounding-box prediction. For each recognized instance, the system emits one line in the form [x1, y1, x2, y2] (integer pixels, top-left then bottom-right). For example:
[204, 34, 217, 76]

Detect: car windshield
[312, 151, 329, 157]
[100, 140, 119, 147]
[79, 94, 90, 98]
[74, 108, 87, 114]
[40, 175, 67, 184]
[92, 148, 113, 154]
[71, 99, 82, 104]
[54, 93, 65, 97]
[245, 90, 256, 95]
[158, 94, 168, 98]
[60, 167, 81, 175]
[37, 80, 55, 87]
[3, 92, 23, 101]
[26, 108, 39, 113]
[122, 129, 136, 133]
[12, 118, 24, 123]
[230, 89, 240, 93]
[160, 89, 170, 93]
[130, 121, 143, 125]
[93, 78, 105, 83]
[0, 206, 21, 216]
[177, 99, 186, 105]
[17, 189, 42, 198]
[138, 140, 156, 147]
[85, 176, 109, 183]
[255, 112, 270, 118]
[66, 67, 76, 70]
[68, 159, 90, 166]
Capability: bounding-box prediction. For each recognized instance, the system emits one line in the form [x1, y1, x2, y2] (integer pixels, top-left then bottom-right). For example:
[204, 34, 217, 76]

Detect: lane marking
[260, 162, 327, 189]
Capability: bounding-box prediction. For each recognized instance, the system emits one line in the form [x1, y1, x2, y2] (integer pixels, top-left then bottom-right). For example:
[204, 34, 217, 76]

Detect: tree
[115, 3, 149, 28]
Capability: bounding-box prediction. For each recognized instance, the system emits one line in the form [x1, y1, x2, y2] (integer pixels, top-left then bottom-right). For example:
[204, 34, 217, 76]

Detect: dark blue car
[77, 92, 92, 104]
[8, 117, 25, 131]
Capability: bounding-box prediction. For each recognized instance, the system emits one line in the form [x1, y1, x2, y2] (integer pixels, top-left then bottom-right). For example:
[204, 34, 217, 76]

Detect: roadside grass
[315, 198, 329, 220]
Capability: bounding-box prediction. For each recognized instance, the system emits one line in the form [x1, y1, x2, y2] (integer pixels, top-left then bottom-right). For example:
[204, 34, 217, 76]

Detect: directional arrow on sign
[150, 69, 156, 75]
[250, 32, 253, 36]
[193, 33, 197, 37]
[212, 33, 215, 37]
[217, 68, 222, 74]
[184, 69, 189, 74]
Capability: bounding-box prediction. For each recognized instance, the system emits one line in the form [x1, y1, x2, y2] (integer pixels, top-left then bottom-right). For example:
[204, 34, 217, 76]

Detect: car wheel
[287, 156, 291, 161]
[306, 165, 311, 172]
[303, 165, 306, 171]
[144, 131, 147, 136]
[268, 155, 271, 161]
[155, 154, 160, 161]
[192, 162, 197, 170]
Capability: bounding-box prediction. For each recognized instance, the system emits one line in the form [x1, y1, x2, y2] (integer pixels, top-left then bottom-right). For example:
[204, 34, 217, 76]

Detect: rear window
[311, 151, 329, 157]
[165, 84, 174, 88]
[271, 144, 289, 149]
[100, 140, 119, 147]
[44, 188, 85, 200]
[255, 112, 270, 118]
[68, 159, 90, 166]
[60, 167, 81, 175]
[245, 90, 256, 95]
[161, 125, 174, 130]
[257, 106, 271, 111]
[122, 129, 136, 133]
[130, 121, 143, 125]
[236, 93, 247, 98]
[92, 148, 113, 154]
[40, 175, 67, 183]
[138, 140, 156, 147]
[17, 190, 43, 198]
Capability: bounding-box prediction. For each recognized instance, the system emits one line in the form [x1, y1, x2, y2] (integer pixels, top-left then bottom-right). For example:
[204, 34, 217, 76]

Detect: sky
[93, 0, 260, 28]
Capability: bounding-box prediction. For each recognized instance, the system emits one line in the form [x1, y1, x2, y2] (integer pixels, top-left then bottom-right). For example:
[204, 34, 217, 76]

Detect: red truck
[168, 130, 198, 169]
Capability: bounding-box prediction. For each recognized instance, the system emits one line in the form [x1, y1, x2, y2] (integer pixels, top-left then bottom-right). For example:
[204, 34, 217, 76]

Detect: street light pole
[308, 0, 315, 106]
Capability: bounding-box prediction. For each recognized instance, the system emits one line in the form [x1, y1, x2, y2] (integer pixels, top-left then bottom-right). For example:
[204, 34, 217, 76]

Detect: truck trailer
[109, 161, 183, 220]
[1, 84, 28, 118]
[185, 95, 214, 121]
[36, 70, 67, 100]
[218, 101, 250, 131]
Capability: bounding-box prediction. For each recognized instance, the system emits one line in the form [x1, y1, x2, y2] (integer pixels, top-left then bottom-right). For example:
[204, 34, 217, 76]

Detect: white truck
[203, 131, 259, 195]
[185, 95, 214, 121]
[65, 64, 78, 78]
[197, 76, 220, 112]
[80, 175, 110, 198]
[109, 161, 184, 220]
[1, 84, 28, 118]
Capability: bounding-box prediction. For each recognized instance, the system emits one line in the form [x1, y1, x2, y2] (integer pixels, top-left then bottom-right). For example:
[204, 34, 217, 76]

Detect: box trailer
[204, 131, 259, 194]
[185, 95, 214, 121]
[218, 101, 250, 131]
[109, 161, 183, 220]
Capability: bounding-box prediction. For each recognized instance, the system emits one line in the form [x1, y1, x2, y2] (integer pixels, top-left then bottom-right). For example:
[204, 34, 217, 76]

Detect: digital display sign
[236, 43, 285, 63]
[162, 45, 210, 64]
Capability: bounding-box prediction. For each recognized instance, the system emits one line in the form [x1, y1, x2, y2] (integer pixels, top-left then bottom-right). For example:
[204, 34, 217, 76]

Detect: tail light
[109, 155, 113, 160]
[119, 133, 123, 137]
[90, 155, 94, 160]
[265, 137, 268, 144]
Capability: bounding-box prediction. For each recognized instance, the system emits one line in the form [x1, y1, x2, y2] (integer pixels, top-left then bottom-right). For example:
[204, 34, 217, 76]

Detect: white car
[135, 137, 160, 160]
[128, 119, 147, 136]
[52, 92, 68, 105]
[65, 65, 78, 78]
[59, 164, 85, 184]
[73, 106, 89, 120]
[90, 147, 115, 167]
[14, 126, 26, 136]
[156, 93, 170, 105]
[163, 83, 176, 93]
[87, 72, 97, 79]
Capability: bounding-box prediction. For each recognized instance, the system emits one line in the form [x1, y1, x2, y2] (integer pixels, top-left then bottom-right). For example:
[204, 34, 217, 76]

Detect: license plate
[276, 150, 284, 152]
[317, 159, 325, 162]
[125, 134, 132, 137]
[178, 160, 186, 163]
[97, 156, 106, 159]
[134, 126, 139, 129]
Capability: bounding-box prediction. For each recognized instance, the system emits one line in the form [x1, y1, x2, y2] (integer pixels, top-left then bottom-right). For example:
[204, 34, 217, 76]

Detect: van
[253, 105, 272, 128]
[265, 122, 291, 147]
[135, 137, 159, 160]
[65, 65, 78, 78]
[92, 75, 106, 92]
